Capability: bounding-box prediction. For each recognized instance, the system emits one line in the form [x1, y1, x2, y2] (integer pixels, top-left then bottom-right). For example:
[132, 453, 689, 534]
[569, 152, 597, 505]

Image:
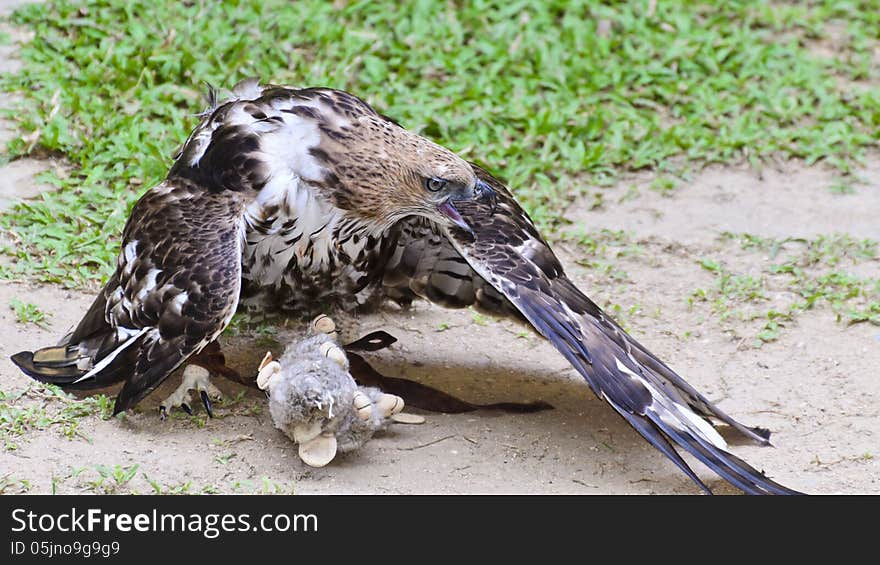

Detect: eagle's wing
[381, 215, 522, 319]
[427, 165, 799, 495]
[12, 179, 247, 415]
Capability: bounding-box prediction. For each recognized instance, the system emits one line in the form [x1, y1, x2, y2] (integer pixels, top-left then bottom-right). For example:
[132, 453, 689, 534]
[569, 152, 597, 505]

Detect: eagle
[12, 79, 800, 494]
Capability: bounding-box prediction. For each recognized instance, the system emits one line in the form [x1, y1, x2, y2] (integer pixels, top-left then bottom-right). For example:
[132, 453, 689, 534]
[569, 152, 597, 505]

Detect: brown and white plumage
[13, 80, 800, 493]
[12, 179, 248, 414]
[12, 80, 490, 416]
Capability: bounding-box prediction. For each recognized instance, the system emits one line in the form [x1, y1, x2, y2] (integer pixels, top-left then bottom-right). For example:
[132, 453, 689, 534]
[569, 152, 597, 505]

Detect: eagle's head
[176, 82, 496, 232]
[299, 90, 496, 233]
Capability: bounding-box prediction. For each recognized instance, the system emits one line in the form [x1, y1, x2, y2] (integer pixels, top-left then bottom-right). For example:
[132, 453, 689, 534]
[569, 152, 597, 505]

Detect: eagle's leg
[190, 340, 254, 387]
[159, 364, 223, 419]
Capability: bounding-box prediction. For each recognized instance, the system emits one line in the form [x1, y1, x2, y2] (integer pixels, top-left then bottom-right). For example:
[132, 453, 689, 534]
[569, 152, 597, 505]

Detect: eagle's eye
[425, 177, 448, 192]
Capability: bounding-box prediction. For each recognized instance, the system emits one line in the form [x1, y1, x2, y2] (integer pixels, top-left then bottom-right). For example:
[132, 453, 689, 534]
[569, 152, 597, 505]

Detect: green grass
[9, 297, 50, 328]
[44, 465, 288, 494]
[691, 233, 880, 345]
[564, 228, 639, 283]
[0, 384, 115, 449]
[1, 1, 879, 285]
[0, 474, 32, 494]
[86, 463, 139, 493]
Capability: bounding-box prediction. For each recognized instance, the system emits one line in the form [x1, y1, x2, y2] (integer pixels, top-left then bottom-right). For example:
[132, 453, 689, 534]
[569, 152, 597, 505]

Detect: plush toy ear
[352, 391, 374, 421]
[256, 353, 281, 390]
[376, 393, 405, 417]
[298, 433, 338, 467]
[258, 351, 274, 370]
[310, 314, 338, 338]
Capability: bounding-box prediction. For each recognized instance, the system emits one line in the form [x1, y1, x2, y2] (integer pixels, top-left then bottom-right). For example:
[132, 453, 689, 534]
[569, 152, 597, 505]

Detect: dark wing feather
[12, 178, 247, 414]
[381, 216, 522, 319]
[439, 164, 799, 495]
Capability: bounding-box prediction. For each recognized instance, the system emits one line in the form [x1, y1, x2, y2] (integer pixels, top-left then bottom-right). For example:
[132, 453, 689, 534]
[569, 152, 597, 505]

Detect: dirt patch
[566, 162, 880, 242]
[1, 158, 878, 494]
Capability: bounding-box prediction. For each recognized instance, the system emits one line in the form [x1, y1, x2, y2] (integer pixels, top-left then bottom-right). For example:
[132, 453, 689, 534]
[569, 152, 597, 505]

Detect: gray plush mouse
[256, 315, 423, 467]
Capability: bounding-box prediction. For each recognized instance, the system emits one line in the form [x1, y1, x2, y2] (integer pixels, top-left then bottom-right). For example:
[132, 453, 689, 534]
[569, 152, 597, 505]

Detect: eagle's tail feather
[11, 328, 147, 391]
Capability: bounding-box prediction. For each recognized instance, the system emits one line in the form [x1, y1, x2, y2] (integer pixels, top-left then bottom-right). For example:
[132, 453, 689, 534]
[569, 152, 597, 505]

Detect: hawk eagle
[12, 80, 799, 494]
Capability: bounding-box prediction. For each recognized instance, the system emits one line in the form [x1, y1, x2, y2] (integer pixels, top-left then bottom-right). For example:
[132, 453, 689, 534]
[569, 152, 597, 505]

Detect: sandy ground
[1, 4, 878, 495]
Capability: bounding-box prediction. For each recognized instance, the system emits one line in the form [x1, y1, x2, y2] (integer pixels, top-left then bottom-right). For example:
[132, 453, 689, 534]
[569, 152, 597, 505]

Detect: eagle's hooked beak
[437, 199, 472, 234]
[437, 179, 497, 236]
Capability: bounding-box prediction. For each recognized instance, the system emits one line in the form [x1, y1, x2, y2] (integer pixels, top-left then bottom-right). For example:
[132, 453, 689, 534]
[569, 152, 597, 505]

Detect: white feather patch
[135, 268, 162, 301]
[186, 129, 215, 167]
[231, 77, 263, 101]
[259, 112, 325, 182]
[120, 240, 138, 276]
[513, 238, 546, 263]
[170, 292, 188, 314]
[72, 327, 150, 384]
[614, 357, 729, 450]
[244, 182, 340, 284]
[123, 240, 138, 263]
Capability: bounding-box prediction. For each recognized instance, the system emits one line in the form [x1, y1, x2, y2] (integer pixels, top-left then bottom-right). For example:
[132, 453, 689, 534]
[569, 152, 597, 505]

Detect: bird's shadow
[61, 338, 761, 494]
[66, 337, 763, 450]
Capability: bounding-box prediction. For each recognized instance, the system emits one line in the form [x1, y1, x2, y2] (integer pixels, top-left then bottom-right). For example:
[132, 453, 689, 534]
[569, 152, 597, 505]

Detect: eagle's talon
[200, 390, 214, 418]
[159, 364, 222, 418]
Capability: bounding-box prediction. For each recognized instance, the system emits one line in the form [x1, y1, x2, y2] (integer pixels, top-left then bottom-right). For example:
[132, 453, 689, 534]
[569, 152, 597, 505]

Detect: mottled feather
[14, 178, 248, 414]
[440, 166, 797, 494]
